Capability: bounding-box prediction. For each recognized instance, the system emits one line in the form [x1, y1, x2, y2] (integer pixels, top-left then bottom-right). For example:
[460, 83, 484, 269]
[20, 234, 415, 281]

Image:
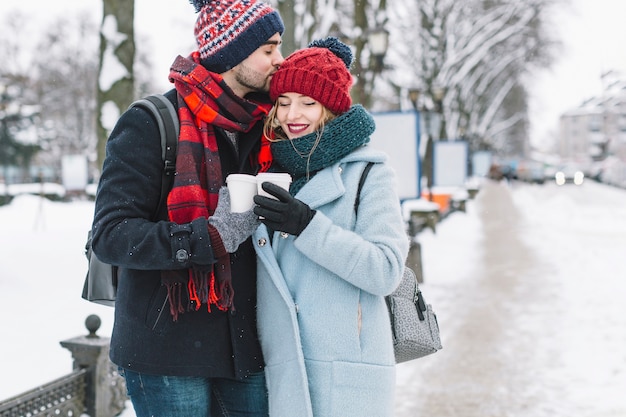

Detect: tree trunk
[96, 0, 135, 174]
[277, 0, 297, 56]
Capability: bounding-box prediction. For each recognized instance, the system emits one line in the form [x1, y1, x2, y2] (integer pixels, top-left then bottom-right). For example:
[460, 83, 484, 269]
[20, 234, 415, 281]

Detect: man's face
[223, 33, 284, 97]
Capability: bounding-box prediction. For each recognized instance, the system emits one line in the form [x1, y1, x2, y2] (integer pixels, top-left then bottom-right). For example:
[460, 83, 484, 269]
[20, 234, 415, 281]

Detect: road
[395, 179, 626, 417]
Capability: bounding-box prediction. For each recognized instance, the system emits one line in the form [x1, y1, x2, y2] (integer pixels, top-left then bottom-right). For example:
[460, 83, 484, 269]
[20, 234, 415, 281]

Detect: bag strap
[354, 162, 375, 215]
[128, 94, 179, 218]
[356, 162, 423, 319]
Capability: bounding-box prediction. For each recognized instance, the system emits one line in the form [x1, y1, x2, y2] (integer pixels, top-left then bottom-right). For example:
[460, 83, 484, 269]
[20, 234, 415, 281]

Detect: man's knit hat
[190, 0, 284, 73]
[270, 37, 354, 115]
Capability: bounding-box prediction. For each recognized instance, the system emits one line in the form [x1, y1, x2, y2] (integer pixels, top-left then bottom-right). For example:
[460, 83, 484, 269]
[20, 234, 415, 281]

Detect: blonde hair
[263, 102, 336, 142]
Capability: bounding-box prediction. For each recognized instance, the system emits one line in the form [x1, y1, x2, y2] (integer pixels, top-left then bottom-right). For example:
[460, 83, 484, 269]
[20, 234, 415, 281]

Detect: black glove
[253, 182, 316, 236]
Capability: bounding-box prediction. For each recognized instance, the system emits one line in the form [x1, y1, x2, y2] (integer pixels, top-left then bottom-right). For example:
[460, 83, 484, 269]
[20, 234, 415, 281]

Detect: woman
[252, 38, 409, 417]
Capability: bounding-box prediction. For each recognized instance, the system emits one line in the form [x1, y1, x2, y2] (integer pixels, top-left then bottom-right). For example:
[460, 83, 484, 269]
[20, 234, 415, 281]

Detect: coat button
[258, 238, 267, 247]
[280, 232, 289, 239]
[338, 166, 343, 174]
[175, 249, 189, 262]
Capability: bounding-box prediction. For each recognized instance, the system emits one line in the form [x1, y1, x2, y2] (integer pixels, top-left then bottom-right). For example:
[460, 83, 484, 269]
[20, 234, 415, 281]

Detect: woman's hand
[253, 182, 315, 236]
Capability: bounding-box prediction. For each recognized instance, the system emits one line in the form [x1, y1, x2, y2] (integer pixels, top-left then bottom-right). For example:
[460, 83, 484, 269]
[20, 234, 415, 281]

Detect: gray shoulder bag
[355, 162, 442, 363]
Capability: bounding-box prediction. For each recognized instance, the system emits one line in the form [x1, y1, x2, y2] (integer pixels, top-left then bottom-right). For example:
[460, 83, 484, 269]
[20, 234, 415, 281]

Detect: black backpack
[82, 94, 179, 306]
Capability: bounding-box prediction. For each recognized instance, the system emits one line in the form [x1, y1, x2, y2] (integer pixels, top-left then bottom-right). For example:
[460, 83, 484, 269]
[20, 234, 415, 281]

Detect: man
[91, 0, 284, 415]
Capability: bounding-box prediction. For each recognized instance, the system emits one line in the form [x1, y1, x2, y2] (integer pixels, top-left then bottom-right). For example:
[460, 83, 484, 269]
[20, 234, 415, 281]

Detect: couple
[91, 0, 408, 416]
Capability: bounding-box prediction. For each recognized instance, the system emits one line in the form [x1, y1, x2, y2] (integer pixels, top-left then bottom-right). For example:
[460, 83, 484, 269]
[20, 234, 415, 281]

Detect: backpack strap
[127, 94, 179, 218]
[354, 162, 375, 215]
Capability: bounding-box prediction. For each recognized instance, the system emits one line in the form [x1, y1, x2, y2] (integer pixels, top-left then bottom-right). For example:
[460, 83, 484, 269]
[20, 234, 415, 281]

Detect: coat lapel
[294, 163, 346, 209]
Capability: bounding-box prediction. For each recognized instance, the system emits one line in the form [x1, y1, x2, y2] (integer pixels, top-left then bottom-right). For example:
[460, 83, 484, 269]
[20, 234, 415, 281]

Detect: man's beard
[234, 64, 271, 94]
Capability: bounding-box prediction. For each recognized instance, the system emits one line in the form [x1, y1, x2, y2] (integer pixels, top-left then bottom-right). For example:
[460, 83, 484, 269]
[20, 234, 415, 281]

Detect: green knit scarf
[270, 105, 375, 195]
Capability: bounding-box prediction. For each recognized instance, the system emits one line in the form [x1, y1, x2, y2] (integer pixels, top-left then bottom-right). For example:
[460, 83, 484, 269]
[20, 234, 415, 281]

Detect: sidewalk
[394, 181, 626, 417]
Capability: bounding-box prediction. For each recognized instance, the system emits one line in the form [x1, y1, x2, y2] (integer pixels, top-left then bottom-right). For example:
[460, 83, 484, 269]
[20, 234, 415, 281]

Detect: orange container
[421, 191, 451, 213]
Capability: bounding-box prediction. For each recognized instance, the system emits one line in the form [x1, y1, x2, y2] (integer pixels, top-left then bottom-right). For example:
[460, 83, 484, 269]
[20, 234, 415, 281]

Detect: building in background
[558, 72, 626, 186]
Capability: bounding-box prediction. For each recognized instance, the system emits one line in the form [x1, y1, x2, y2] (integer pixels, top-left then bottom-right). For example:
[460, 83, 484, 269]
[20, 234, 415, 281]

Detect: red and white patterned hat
[191, 0, 284, 73]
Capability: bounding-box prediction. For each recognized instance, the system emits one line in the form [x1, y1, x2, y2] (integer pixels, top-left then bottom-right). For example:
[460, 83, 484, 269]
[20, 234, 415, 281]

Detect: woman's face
[275, 92, 324, 139]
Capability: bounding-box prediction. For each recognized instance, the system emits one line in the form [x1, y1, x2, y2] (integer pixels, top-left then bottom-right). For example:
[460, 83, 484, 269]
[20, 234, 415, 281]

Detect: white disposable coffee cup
[226, 174, 258, 212]
[256, 172, 292, 199]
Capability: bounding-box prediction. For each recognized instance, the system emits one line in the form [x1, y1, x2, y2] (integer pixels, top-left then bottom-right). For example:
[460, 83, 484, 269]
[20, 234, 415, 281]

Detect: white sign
[472, 151, 492, 177]
[370, 111, 421, 200]
[61, 154, 88, 191]
[433, 141, 468, 186]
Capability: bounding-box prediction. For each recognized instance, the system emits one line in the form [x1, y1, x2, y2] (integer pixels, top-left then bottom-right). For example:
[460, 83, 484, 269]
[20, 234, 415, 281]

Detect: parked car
[554, 165, 584, 186]
[517, 160, 545, 184]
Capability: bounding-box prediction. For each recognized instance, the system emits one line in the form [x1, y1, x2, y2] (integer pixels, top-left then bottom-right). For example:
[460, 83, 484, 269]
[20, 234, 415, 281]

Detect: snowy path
[395, 180, 626, 417]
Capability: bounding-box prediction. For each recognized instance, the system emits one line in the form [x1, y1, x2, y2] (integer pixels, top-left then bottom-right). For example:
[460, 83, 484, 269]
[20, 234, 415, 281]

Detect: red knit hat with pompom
[270, 37, 353, 115]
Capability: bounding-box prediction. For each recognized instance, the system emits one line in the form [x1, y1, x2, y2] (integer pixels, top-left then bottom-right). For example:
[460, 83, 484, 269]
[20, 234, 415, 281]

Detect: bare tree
[388, 0, 558, 157]
[451, 1, 555, 153]
[0, 11, 99, 181]
[32, 13, 99, 171]
[0, 5, 160, 182]
[273, 0, 388, 108]
[0, 75, 40, 183]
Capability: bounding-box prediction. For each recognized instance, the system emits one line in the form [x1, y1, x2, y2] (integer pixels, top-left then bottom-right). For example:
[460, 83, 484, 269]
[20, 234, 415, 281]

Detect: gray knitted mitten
[209, 187, 260, 253]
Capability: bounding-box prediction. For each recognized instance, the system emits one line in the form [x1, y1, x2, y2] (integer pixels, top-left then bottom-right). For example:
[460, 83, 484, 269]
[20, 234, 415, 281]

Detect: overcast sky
[528, 0, 626, 146]
[1, 0, 625, 151]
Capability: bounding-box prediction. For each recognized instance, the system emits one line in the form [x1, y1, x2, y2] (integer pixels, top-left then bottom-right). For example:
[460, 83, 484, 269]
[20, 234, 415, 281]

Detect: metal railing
[0, 369, 86, 417]
[0, 315, 127, 417]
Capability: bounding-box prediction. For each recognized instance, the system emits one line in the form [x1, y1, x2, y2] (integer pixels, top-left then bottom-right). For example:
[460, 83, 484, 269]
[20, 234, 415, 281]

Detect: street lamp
[432, 86, 445, 111]
[408, 88, 421, 110]
[407, 88, 433, 200]
[366, 27, 389, 73]
[345, 25, 389, 108]
[406, 87, 428, 282]
[407, 85, 448, 209]
[407, 87, 438, 201]
[431, 86, 445, 140]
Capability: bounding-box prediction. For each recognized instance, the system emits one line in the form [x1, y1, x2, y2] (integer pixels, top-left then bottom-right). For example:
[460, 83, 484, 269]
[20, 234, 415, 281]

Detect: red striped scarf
[163, 52, 272, 320]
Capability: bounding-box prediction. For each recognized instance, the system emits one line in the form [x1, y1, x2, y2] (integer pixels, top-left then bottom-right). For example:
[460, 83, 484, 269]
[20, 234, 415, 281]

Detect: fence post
[406, 217, 425, 284]
[60, 314, 127, 417]
[406, 239, 424, 284]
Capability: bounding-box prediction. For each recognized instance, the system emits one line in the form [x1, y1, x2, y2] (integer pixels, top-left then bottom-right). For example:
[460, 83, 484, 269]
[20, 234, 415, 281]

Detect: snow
[101, 100, 121, 133]
[0, 182, 66, 198]
[396, 180, 626, 416]
[1, 180, 625, 416]
[1, 0, 626, 412]
[99, 14, 130, 93]
[401, 198, 440, 221]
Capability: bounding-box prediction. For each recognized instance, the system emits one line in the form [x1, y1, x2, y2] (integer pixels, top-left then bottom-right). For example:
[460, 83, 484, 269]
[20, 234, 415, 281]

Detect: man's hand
[209, 187, 261, 252]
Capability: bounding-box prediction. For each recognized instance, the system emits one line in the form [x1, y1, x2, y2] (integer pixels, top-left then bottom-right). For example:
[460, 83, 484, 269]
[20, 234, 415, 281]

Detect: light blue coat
[253, 147, 409, 417]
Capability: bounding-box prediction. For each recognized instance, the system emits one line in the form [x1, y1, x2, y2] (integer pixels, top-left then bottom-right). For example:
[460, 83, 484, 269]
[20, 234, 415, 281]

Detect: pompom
[189, 0, 212, 13]
[308, 37, 354, 69]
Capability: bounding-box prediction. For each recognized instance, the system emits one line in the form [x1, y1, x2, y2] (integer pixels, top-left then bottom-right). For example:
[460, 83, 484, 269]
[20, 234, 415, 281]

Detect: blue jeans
[121, 368, 269, 417]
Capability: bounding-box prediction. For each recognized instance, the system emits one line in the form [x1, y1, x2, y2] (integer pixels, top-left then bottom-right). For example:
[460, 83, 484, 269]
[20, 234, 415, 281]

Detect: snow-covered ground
[1, 179, 625, 416]
[396, 179, 626, 416]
